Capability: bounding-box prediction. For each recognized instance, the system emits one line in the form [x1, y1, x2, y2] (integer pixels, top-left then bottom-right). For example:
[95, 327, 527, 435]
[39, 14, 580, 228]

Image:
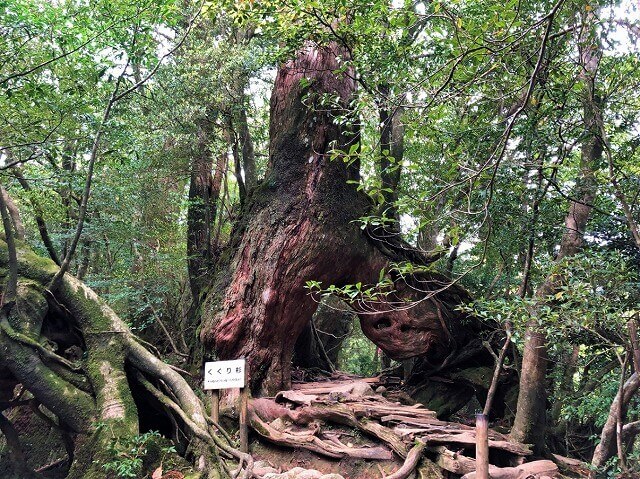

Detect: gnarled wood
[383, 439, 426, 479]
[200, 41, 476, 395]
[0, 240, 249, 478]
[200, 41, 386, 395]
[461, 460, 559, 479]
[249, 380, 531, 476]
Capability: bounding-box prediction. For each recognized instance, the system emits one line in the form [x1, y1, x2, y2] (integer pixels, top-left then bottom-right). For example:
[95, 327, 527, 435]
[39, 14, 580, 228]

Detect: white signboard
[204, 359, 246, 390]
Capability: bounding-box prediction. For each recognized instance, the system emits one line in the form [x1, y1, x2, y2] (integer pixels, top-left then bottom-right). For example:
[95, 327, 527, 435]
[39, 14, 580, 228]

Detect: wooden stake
[239, 364, 249, 453]
[475, 413, 489, 479]
[209, 389, 219, 424]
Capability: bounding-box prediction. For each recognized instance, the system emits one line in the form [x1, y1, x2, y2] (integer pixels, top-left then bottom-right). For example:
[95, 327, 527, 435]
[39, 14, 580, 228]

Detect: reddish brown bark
[200, 43, 382, 395]
[200, 42, 473, 395]
[359, 277, 470, 362]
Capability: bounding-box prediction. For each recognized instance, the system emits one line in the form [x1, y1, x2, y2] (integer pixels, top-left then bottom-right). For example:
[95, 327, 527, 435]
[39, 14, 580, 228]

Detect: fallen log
[432, 446, 558, 479]
[550, 453, 590, 476]
[275, 390, 317, 406]
[395, 427, 530, 457]
[353, 404, 437, 420]
[292, 380, 377, 395]
[420, 432, 530, 456]
[461, 460, 559, 479]
[431, 445, 477, 475]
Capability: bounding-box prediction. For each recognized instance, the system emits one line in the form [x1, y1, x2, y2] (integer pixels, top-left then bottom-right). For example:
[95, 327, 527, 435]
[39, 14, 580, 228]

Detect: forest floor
[0, 374, 588, 479]
[244, 375, 578, 479]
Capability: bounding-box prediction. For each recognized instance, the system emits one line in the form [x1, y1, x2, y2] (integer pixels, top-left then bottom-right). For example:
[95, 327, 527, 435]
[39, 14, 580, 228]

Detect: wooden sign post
[204, 358, 249, 452]
[239, 366, 249, 453]
[475, 413, 489, 479]
[209, 389, 219, 423]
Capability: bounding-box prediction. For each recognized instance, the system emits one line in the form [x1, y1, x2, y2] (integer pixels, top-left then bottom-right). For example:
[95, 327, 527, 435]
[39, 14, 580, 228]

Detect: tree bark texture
[358, 276, 473, 363]
[187, 115, 224, 303]
[9, 159, 60, 265]
[200, 42, 476, 396]
[590, 372, 640, 475]
[200, 42, 383, 395]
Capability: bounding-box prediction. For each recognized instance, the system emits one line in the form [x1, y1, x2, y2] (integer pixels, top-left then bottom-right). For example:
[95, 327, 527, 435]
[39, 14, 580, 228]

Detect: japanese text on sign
[204, 359, 246, 390]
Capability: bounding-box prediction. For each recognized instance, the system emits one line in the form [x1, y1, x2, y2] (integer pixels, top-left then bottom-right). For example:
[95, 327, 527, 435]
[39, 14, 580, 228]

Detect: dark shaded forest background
[1, 0, 640, 477]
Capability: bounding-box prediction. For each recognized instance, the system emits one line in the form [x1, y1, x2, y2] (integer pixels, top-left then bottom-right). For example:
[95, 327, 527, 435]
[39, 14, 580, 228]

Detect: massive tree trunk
[200, 41, 475, 396]
[200, 42, 379, 395]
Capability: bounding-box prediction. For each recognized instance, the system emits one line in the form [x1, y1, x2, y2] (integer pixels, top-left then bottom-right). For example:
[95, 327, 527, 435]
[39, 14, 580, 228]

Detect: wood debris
[248, 378, 557, 479]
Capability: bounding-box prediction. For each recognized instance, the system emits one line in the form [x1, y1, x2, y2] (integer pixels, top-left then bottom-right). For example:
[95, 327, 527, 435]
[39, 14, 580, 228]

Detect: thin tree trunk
[378, 85, 404, 231]
[237, 98, 256, 192]
[0, 184, 18, 303]
[483, 326, 511, 416]
[49, 71, 125, 291]
[511, 13, 602, 452]
[615, 355, 628, 474]
[75, 240, 91, 280]
[629, 318, 640, 373]
[517, 159, 550, 298]
[60, 144, 76, 260]
[551, 345, 580, 427]
[186, 115, 221, 303]
[12, 167, 60, 265]
[226, 120, 247, 206]
[0, 187, 24, 240]
[590, 372, 640, 475]
[588, 322, 640, 473]
[233, 25, 257, 192]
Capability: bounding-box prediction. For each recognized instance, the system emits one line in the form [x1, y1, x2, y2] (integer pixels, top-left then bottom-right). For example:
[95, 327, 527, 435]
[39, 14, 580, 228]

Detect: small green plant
[305, 276, 394, 303]
[103, 430, 170, 479]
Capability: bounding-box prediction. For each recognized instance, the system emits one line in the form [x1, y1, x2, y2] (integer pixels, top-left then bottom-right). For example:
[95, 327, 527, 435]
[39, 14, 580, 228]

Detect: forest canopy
[1, 0, 640, 478]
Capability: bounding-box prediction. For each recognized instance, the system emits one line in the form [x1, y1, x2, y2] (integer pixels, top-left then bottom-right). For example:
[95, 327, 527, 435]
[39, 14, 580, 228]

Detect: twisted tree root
[384, 439, 427, 479]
